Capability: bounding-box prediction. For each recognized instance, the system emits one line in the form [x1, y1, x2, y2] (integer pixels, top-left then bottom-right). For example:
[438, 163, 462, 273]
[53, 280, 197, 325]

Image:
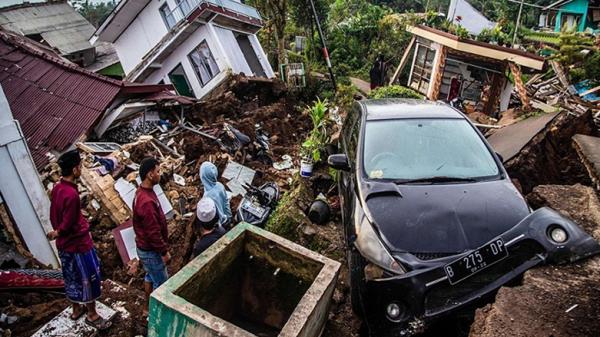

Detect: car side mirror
[495, 152, 504, 163]
[328, 154, 350, 171]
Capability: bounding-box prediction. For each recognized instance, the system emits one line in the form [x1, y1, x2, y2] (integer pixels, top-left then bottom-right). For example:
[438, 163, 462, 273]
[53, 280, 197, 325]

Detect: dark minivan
[329, 99, 600, 336]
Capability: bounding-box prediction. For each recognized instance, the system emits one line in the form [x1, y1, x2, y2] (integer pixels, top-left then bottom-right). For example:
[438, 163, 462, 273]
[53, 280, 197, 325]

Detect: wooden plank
[0, 202, 32, 260]
[389, 36, 416, 85]
[550, 60, 571, 89]
[579, 85, 600, 97]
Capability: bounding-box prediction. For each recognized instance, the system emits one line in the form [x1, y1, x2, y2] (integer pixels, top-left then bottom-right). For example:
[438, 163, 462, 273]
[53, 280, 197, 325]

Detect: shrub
[583, 52, 600, 84]
[569, 67, 586, 83]
[368, 85, 423, 99]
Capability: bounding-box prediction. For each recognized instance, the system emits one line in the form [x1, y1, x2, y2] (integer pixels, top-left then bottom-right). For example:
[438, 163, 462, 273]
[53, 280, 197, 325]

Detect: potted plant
[300, 99, 329, 177]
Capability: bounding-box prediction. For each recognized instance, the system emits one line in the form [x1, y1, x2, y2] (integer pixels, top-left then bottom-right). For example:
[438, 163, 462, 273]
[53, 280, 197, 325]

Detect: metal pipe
[180, 124, 218, 140]
[512, 0, 525, 46]
[309, 0, 337, 91]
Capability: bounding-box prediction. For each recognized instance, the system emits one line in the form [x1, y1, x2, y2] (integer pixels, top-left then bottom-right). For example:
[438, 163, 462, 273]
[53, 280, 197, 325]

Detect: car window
[347, 115, 360, 164]
[342, 105, 360, 162]
[362, 118, 500, 181]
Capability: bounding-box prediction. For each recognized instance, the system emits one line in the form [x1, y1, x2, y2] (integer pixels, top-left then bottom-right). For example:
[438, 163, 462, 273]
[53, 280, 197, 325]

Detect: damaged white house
[90, 0, 275, 99]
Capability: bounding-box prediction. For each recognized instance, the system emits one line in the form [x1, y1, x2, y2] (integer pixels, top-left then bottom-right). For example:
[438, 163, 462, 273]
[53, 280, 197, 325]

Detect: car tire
[348, 247, 366, 319]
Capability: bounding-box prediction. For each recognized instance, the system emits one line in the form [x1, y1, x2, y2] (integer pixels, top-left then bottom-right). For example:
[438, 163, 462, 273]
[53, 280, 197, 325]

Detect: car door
[340, 105, 361, 244]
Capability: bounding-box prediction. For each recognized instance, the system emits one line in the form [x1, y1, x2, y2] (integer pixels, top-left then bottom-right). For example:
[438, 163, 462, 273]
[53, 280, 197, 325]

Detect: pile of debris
[526, 61, 600, 129]
[0, 75, 313, 337]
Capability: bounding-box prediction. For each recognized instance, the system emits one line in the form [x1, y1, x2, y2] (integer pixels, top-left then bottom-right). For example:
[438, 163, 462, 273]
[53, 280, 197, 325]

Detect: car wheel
[348, 247, 366, 318]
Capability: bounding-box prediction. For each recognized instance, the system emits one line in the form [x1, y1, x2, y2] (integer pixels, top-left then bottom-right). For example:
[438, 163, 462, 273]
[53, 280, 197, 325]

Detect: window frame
[187, 40, 221, 88]
[159, 3, 176, 30]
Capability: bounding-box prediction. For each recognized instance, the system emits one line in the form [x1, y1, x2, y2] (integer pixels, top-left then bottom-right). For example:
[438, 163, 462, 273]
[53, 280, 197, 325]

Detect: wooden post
[428, 45, 447, 101]
[509, 62, 531, 111]
[389, 36, 416, 85]
[482, 72, 503, 115]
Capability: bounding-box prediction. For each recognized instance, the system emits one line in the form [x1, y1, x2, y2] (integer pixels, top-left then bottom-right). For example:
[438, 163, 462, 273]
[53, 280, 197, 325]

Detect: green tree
[71, 1, 116, 28]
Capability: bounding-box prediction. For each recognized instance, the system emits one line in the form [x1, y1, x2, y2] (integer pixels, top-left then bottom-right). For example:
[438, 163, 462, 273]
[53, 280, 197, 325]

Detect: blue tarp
[574, 80, 600, 102]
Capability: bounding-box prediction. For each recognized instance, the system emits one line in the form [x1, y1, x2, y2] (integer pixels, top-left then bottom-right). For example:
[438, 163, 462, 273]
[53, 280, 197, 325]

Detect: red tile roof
[0, 28, 172, 170]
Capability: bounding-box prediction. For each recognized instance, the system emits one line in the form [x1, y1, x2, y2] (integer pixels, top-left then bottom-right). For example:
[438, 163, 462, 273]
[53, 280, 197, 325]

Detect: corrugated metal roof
[0, 28, 122, 170]
[0, 2, 95, 54]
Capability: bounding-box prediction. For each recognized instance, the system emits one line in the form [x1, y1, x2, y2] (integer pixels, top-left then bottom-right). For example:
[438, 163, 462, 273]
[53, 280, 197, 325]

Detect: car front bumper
[360, 207, 600, 336]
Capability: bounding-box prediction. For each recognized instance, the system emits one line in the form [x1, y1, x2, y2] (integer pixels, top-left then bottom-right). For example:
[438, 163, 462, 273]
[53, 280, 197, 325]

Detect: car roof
[359, 99, 464, 120]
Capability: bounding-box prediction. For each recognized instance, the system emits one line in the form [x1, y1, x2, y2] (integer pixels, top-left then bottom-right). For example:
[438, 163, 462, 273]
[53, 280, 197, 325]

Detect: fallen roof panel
[487, 111, 560, 162]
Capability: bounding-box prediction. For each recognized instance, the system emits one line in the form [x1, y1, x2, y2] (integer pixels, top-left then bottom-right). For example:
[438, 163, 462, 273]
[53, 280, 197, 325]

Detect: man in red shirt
[47, 150, 111, 330]
[133, 157, 170, 316]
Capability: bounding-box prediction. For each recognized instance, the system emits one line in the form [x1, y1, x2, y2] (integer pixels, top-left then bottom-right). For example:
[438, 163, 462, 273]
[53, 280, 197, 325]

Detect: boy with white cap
[193, 198, 226, 257]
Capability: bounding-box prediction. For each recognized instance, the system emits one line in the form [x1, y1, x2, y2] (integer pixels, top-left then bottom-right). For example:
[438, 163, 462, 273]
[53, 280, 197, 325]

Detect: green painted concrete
[98, 62, 125, 78]
[554, 0, 589, 32]
[147, 222, 341, 337]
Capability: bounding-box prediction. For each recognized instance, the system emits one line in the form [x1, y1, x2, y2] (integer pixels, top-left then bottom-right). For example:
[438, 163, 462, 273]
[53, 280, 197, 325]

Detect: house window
[159, 3, 176, 29]
[409, 44, 435, 94]
[188, 40, 220, 87]
[562, 13, 581, 31]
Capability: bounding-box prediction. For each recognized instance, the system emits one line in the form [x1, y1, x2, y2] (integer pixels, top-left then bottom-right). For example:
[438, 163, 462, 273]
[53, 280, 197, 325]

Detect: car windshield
[362, 118, 500, 182]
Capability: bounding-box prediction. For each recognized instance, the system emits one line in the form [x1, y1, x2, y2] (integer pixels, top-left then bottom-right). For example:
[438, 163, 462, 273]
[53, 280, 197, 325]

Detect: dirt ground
[470, 184, 600, 337]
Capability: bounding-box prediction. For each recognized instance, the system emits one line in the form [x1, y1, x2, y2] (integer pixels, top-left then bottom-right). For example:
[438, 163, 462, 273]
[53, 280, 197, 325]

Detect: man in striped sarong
[47, 150, 112, 330]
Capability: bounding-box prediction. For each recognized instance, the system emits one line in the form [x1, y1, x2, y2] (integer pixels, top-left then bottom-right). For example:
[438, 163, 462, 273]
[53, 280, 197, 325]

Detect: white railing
[164, 0, 261, 29]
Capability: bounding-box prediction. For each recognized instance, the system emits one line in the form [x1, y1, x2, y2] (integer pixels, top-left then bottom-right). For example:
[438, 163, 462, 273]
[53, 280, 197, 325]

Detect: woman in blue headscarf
[199, 162, 232, 227]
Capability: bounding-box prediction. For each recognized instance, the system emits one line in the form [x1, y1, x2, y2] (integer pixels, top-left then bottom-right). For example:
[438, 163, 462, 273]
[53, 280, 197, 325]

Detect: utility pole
[309, 0, 337, 91]
[512, 0, 525, 47]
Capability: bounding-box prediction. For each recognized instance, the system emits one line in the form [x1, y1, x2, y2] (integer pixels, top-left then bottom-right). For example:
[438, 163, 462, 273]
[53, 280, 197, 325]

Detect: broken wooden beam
[509, 62, 532, 111]
[389, 36, 416, 85]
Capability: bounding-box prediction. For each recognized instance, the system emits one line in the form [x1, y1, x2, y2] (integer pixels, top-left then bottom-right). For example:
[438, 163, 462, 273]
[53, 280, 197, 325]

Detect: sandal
[85, 316, 113, 330]
[69, 308, 86, 321]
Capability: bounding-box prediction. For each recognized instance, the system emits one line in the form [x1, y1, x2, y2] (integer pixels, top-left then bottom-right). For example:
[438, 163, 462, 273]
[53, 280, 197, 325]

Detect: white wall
[113, 0, 173, 74]
[213, 26, 253, 75]
[248, 33, 275, 78]
[145, 23, 230, 99]
[0, 86, 59, 268]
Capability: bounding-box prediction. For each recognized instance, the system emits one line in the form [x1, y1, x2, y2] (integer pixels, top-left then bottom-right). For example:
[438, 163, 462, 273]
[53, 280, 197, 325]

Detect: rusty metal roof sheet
[0, 27, 176, 171]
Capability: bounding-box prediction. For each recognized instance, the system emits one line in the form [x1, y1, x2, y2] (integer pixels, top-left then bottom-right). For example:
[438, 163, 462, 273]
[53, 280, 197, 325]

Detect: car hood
[362, 179, 530, 254]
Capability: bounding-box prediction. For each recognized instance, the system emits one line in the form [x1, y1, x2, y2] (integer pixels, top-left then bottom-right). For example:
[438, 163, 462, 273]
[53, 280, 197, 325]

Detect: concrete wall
[0, 86, 59, 267]
[149, 223, 340, 337]
[113, 0, 175, 74]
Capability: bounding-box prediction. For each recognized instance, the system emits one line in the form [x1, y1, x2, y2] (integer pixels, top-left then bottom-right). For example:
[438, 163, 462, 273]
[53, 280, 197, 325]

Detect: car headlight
[355, 211, 405, 275]
[549, 226, 568, 244]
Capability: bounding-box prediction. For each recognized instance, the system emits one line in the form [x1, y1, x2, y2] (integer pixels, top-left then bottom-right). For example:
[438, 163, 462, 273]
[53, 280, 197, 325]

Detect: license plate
[444, 237, 508, 285]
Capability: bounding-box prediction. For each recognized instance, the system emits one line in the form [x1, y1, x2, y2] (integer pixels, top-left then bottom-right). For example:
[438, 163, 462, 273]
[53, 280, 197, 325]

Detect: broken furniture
[148, 222, 340, 337]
